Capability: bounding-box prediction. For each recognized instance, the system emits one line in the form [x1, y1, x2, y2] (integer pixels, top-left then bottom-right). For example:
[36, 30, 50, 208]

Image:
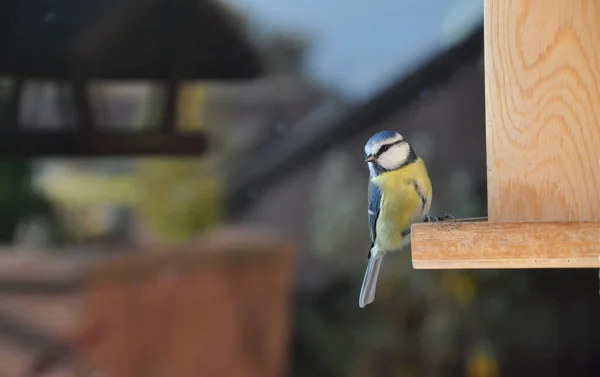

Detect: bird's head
[364, 130, 415, 176]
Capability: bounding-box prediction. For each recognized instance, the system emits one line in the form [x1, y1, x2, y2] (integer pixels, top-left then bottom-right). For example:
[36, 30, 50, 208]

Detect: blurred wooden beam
[0, 312, 61, 350]
[0, 280, 80, 295]
[72, 76, 94, 132]
[484, 0, 600, 222]
[0, 252, 83, 294]
[0, 131, 207, 156]
[161, 76, 180, 133]
[411, 221, 600, 269]
[4, 76, 22, 130]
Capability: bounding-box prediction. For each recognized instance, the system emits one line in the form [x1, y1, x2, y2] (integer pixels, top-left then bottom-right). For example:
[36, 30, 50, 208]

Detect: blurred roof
[0, 0, 262, 80]
[226, 24, 484, 215]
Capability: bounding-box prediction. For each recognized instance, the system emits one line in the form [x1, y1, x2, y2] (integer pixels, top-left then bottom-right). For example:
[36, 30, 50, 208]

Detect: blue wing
[367, 180, 381, 259]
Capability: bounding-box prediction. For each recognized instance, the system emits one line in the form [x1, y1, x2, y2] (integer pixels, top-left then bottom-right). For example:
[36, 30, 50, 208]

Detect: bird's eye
[378, 144, 391, 154]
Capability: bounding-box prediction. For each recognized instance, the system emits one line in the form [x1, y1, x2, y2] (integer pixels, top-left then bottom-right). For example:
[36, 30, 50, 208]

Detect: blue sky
[227, 0, 483, 101]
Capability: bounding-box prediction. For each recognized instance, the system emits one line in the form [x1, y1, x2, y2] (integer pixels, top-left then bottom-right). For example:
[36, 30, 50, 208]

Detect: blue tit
[359, 130, 433, 308]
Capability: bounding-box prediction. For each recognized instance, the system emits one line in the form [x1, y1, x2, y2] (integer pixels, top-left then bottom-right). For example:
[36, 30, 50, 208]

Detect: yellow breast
[371, 158, 432, 253]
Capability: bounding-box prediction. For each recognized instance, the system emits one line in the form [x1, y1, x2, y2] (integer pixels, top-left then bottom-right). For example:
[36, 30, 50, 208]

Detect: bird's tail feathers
[359, 255, 383, 308]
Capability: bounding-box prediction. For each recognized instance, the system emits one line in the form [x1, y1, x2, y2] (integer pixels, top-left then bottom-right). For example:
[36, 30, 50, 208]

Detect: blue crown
[365, 130, 402, 149]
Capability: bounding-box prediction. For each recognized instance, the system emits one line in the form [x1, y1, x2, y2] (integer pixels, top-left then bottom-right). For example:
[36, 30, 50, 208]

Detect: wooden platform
[411, 221, 600, 269]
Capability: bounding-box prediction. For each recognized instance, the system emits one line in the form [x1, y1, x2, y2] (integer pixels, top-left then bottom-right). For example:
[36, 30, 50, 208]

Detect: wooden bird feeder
[410, 0, 600, 269]
[0, 0, 263, 156]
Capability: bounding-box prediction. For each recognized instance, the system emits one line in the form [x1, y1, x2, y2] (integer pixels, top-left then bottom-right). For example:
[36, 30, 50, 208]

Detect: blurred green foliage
[134, 84, 224, 243]
[29, 84, 223, 244]
[136, 159, 224, 243]
[0, 161, 64, 244]
[292, 257, 525, 377]
[0, 162, 31, 241]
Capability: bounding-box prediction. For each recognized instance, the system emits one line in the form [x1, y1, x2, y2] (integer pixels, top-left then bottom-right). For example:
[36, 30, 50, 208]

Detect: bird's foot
[422, 215, 438, 223]
[437, 214, 456, 222]
[422, 214, 456, 223]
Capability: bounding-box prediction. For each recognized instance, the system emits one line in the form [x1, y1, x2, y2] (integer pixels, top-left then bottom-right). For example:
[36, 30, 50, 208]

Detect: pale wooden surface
[0, 252, 88, 284]
[484, 0, 600, 222]
[411, 221, 600, 269]
[0, 256, 81, 377]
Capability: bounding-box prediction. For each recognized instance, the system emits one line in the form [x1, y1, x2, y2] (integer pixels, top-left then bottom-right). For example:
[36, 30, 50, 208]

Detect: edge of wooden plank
[410, 221, 600, 269]
[0, 132, 208, 157]
[82, 227, 297, 281]
[0, 227, 296, 287]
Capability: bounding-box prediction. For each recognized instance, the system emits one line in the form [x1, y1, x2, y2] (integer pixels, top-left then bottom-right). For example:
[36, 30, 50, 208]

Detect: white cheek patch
[377, 142, 410, 170]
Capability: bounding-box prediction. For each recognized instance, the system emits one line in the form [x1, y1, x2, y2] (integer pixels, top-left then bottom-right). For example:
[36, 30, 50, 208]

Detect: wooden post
[485, 0, 600, 223]
[0, 227, 296, 377]
[411, 0, 600, 269]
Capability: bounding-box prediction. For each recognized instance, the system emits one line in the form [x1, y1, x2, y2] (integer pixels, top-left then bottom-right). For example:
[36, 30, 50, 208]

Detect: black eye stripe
[375, 140, 403, 157]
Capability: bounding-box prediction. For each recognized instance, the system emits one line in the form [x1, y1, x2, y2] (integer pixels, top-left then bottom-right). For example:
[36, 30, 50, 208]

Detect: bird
[359, 130, 440, 308]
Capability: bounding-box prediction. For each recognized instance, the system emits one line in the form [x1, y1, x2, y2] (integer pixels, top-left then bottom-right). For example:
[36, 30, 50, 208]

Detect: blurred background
[0, 0, 599, 376]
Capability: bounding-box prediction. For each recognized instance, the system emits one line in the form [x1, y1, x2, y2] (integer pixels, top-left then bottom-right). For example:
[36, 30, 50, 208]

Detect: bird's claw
[437, 214, 455, 222]
[422, 215, 438, 223]
[422, 214, 456, 223]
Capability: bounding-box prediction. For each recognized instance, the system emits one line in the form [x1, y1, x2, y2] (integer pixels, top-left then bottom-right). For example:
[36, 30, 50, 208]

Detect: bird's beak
[365, 155, 375, 163]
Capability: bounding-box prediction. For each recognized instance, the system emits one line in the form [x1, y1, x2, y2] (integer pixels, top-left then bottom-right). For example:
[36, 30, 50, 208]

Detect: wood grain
[411, 221, 600, 269]
[484, 0, 600, 222]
